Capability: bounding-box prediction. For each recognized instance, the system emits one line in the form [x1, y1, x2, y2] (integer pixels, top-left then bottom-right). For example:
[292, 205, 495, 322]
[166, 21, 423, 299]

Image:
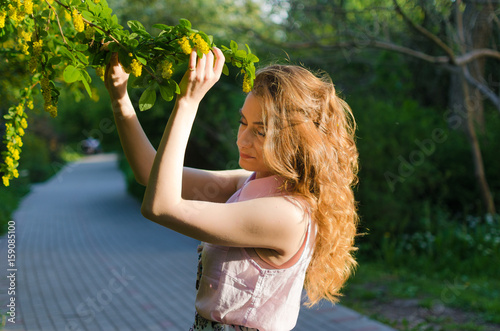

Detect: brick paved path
[0, 154, 395, 331]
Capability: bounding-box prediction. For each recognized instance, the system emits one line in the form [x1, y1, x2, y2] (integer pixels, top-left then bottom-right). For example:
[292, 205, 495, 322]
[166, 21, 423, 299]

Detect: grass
[340, 261, 500, 331]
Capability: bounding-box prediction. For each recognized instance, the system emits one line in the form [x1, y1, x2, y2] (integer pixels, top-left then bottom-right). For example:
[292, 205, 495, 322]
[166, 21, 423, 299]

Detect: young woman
[105, 48, 359, 331]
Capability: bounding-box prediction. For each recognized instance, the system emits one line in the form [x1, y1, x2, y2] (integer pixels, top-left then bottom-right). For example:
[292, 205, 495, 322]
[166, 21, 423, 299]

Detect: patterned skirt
[189, 311, 259, 331]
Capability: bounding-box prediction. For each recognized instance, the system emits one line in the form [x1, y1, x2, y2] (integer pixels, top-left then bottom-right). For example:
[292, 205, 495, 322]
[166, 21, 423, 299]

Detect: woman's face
[237, 93, 272, 179]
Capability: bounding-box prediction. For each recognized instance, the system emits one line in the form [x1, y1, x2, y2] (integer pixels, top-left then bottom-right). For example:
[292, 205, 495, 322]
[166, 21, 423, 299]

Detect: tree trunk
[460, 70, 496, 215]
[448, 2, 495, 132]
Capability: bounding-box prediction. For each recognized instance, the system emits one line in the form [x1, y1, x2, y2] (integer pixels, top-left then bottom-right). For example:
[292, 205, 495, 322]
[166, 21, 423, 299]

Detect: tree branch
[455, 48, 500, 65]
[44, 0, 67, 44]
[369, 40, 450, 63]
[463, 67, 500, 111]
[277, 38, 450, 64]
[393, 0, 457, 63]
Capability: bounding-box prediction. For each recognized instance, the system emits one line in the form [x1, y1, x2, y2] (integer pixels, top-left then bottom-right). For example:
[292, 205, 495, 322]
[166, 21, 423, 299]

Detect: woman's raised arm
[105, 53, 156, 186]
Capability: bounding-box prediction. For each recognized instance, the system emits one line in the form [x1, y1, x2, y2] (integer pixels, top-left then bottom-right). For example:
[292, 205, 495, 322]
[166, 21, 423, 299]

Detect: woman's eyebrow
[239, 108, 264, 126]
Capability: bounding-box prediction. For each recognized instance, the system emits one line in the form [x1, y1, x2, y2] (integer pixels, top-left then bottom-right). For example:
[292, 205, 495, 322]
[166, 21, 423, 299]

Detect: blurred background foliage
[1, 0, 500, 326]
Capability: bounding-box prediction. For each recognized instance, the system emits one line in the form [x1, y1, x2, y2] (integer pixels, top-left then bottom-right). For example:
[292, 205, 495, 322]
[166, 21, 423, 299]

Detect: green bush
[19, 132, 56, 183]
[376, 209, 499, 277]
[350, 88, 500, 277]
[0, 176, 30, 234]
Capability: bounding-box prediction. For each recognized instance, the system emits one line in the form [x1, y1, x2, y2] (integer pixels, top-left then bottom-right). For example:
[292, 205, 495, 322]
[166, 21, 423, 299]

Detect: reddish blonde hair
[251, 65, 359, 306]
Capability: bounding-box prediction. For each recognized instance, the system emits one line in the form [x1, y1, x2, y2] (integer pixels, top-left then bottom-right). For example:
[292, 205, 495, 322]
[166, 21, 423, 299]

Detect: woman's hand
[105, 53, 130, 104]
[177, 47, 225, 106]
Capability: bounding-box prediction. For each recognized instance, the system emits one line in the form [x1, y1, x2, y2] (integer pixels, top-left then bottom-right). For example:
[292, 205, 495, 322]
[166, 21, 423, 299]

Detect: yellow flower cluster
[72, 9, 84, 33]
[85, 25, 95, 39]
[29, 40, 43, 72]
[20, 44, 29, 55]
[5, 156, 15, 168]
[21, 31, 32, 42]
[96, 66, 105, 81]
[15, 104, 23, 116]
[242, 73, 252, 93]
[41, 76, 51, 104]
[192, 34, 210, 54]
[64, 10, 71, 22]
[24, 0, 33, 15]
[1, 100, 28, 186]
[178, 36, 192, 55]
[7, 4, 25, 26]
[130, 59, 142, 77]
[94, 0, 101, 3]
[158, 60, 174, 79]
[19, 31, 32, 55]
[46, 104, 58, 118]
[33, 40, 43, 56]
[0, 12, 6, 29]
[40, 75, 57, 117]
[28, 56, 37, 72]
[7, 5, 17, 23]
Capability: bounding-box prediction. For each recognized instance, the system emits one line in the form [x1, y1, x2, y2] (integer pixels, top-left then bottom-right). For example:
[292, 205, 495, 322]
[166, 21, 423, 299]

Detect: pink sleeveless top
[195, 173, 315, 331]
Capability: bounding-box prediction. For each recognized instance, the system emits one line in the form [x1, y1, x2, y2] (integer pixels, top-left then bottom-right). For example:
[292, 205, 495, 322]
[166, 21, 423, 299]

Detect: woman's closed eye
[239, 119, 265, 137]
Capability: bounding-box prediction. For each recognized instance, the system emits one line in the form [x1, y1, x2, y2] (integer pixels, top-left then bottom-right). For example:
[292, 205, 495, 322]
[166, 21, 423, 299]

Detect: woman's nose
[237, 129, 252, 148]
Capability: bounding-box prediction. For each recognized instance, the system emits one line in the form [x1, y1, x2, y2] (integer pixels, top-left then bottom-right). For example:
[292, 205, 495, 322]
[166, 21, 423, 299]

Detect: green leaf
[130, 73, 150, 88]
[48, 56, 62, 65]
[75, 44, 89, 52]
[173, 81, 180, 94]
[81, 69, 92, 83]
[222, 64, 229, 76]
[246, 53, 259, 63]
[127, 20, 145, 32]
[235, 50, 246, 60]
[86, 0, 95, 11]
[80, 76, 92, 97]
[59, 46, 76, 62]
[153, 24, 172, 31]
[63, 65, 81, 83]
[179, 19, 192, 29]
[81, 10, 95, 21]
[159, 84, 174, 102]
[128, 39, 139, 48]
[76, 52, 89, 65]
[139, 86, 156, 111]
[230, 40, 238, 53]
[128, 20, 150, 38]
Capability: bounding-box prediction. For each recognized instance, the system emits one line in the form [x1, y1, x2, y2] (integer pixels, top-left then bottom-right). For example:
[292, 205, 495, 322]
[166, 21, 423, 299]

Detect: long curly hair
[251, 65, 359, 306]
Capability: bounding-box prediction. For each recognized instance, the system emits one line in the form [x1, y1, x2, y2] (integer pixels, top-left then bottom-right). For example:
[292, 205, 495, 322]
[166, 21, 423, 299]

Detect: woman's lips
[239, 152, 254, 159]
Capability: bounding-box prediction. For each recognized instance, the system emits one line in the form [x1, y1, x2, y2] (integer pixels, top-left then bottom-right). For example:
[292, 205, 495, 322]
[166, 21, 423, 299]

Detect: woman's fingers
[188, 47, 225, 79]
[204, 50, 214, 76]
[213, 47, 225, 78]
[196, 52, 207, 78]
[188, 50, 197, 75]
[178, 47, 226, 103]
